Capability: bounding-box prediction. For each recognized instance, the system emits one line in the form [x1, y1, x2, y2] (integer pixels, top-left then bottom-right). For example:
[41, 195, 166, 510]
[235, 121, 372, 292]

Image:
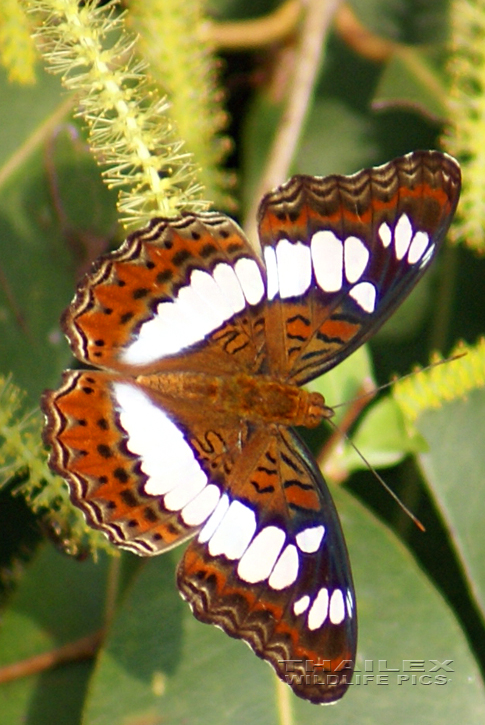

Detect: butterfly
[42, 150, 461, 704]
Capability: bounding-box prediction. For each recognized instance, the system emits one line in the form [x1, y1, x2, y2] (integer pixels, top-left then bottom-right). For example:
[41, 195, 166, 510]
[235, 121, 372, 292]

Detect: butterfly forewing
[63, 212, 267, 376]
[42, 150, 461, 705]
[258, 150, 461, 384]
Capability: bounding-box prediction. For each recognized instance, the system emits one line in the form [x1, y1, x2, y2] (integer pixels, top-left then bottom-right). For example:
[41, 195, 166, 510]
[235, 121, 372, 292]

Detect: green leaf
[0, 66, 118, 408]
[372, 47, 449, 122]
[306, 345, 374, 425]
[306, 349, 425, 476]
[2, 2, 484, 723]
[0, 545, 110, 725]
[295, 97, 378, 177]
[344, 395, 426, 471]
[0, 66, 63, 168]
[417, 387, 485, 620]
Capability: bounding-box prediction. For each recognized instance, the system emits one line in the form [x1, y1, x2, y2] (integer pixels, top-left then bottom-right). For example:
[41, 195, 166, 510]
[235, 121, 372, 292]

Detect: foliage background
[0, 0, 485, 723]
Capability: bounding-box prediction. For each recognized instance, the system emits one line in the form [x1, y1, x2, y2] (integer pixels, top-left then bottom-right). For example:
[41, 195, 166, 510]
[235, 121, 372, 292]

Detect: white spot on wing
[113, 383, 207, 497]
[198, 493, 230, 543]
[237, 526, 285, 584]
[346, 588, 354, 617]
[234, 258, 264, 305]
[293, 595, 310, 616]
[307, 587, 329, 630]
[311, 230, 343, 292]
[208, 500, 256, 559]
[190, 269, 234, 319]
[121, 260, 252, 365]
[329, 589, 346, 625]
[268, 544, 299, 590]
[378, 221, 392, 248]
[394, 213, 413, 260]
[275, 239, 312, 298]
[349, 281, 376, 313]
[263, 247, 278, 300]
[419, 243, 435, 268]
[163, 472, 206, 511]
[121, 300, 188, 364]
[212, 262, 246, 313]
[175, 282, 224, 341]
[296, 525, 325, 553]
[181, 484, 220, 526]
[407, 231, 429, 264]
[344, 236, 369, 284]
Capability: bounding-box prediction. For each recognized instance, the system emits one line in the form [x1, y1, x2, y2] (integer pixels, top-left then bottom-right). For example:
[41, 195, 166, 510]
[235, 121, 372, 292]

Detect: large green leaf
[372, 48, 449, 122]
[417, 387, 485, 620]
[1, 1, 484, 723]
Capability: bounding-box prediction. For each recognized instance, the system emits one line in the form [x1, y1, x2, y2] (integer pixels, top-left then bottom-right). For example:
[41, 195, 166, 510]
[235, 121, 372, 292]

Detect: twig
[334, 4, 395, 63]
[206, 0, 302, 50]
[317, 378, 376, 478]
[0, 96, 74, 191]
[244, 0, 342, 245]
[0, 629, 104, 684]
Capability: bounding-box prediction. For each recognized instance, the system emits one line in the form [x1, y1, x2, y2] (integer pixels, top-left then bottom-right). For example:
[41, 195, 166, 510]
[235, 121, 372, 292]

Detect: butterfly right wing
[62, 212, 267, 377]
[258, 151, 461, 385]
[42, 369, 252, 556]
[178, 425, 356, 704]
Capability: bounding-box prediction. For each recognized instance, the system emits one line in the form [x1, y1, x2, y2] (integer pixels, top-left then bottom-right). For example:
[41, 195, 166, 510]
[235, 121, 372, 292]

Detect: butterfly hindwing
[43, 370, 252, 554]
[258, 150, 461, 384]
[177, 426, 356, 704]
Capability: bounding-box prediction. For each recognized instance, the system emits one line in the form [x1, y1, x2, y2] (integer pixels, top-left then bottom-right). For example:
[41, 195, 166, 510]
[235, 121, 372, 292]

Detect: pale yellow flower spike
[393, 339, 485, 423]
[129, 0, 233, 210]
[444, 0, 485, 253]
[0, 0, 37, 84]
[24, 0, 209, 228]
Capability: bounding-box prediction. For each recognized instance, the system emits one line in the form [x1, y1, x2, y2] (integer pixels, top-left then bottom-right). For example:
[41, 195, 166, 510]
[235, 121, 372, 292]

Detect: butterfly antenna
[322, 352, 465, 530]
[325, 417, 426, 532]
[331, 351, 466, 411]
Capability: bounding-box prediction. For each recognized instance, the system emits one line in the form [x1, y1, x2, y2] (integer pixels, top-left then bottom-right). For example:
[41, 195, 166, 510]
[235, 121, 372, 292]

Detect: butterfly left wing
[177, 425, 356, 705]
[258, 150, 461, 384]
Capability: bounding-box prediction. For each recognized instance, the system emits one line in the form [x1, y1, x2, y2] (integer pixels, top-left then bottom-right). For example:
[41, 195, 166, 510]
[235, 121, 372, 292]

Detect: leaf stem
[244, 0, 341, 243]
[0, 630, 104, 684]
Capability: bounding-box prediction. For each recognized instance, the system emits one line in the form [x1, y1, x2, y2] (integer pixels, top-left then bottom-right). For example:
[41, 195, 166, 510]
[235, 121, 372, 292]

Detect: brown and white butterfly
[42, 150, 460, 704]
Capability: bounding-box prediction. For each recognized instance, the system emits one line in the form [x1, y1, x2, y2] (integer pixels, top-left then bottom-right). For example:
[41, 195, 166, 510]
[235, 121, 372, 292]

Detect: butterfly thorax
[136, 371, 332, 428]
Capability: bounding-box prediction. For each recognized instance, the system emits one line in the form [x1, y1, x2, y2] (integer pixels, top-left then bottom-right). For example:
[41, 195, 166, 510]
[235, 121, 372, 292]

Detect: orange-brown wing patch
[179, 543, 354, 704]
